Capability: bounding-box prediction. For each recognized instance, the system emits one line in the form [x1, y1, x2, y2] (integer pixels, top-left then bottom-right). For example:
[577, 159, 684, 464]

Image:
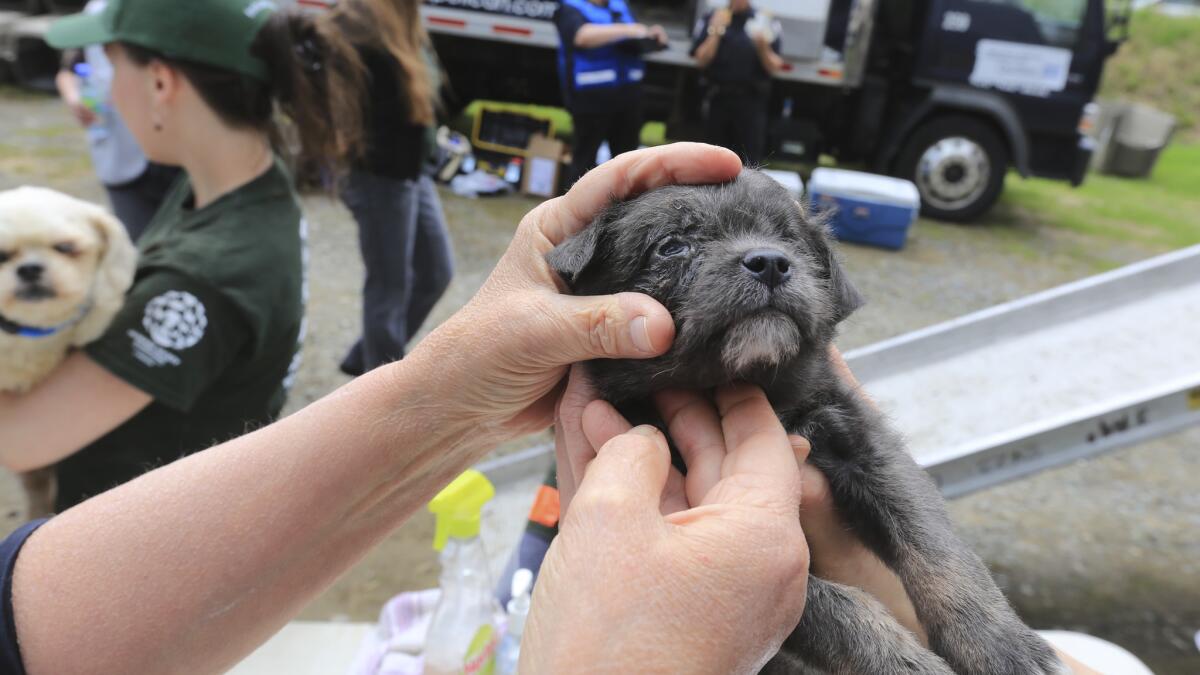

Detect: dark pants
[104, 163, 181, 242]
[341, 172, 454, 374]
[568, 106, 643, 187]
[705, 93, 769, 166]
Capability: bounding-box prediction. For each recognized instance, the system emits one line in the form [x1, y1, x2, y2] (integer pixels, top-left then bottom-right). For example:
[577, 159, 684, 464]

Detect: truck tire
[895, 115, 1009, 222]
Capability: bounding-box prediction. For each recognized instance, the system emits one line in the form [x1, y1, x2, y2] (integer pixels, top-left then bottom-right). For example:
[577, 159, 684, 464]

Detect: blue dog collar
[0, 301, 92, 339]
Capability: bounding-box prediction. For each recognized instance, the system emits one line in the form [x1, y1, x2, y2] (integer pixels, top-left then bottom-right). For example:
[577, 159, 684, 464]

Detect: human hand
[555, 345, 927, 644]
[524, 385, 809, 674]
[648, 24, 668, 45]
[554, 366, 812, 515]
[65, 97, 96, 127]
[403, 144, 741, 442]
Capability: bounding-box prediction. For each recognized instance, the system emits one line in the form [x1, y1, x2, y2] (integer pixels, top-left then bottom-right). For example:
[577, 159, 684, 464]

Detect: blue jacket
[557, 0, 645, 97]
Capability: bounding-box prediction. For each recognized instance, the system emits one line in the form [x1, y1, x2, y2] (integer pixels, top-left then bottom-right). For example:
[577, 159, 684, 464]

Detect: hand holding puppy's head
[549, 170, 862, 402]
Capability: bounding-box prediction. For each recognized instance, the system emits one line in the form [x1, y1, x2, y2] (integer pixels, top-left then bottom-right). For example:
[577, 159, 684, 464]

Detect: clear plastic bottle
[494, 568, 532, 675]
[423, 470, 502, 675]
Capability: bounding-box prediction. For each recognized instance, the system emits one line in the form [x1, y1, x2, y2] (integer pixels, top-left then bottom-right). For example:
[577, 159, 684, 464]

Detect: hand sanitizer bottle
[424, 470, 502, 675]
[494, 568, 532, 675]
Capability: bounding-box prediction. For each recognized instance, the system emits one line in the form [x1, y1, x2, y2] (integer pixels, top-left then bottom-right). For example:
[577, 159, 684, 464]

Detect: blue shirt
[554, 4, 644, 115]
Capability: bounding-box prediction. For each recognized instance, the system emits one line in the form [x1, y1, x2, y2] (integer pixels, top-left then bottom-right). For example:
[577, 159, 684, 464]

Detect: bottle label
[463, 624, 498, 675]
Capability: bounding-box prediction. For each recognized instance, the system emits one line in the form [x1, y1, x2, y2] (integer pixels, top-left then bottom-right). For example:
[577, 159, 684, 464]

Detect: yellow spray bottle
[423, 470, 502, 675]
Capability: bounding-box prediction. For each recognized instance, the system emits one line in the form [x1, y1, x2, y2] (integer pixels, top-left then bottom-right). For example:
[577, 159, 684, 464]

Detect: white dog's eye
[656, 239, 690, 258]
[0, 250, 10, 264]
[53, 242, 78, 256]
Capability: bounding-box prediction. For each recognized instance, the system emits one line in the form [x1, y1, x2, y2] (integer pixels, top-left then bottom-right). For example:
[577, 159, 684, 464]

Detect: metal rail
[846, 243, 1200, 497]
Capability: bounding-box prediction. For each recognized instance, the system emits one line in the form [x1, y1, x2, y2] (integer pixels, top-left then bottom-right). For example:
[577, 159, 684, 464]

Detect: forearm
[13, 355, 485, 675]
[575, 23, 643, 49]
[693, 34, 720, 68]
[0, 355, 150, 472]
[54, 70, 80, 103]
[755, 41, 784, 74]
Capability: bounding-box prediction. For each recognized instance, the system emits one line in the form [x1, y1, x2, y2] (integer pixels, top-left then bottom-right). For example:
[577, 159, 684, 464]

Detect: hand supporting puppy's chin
[719, 311, 802, 376]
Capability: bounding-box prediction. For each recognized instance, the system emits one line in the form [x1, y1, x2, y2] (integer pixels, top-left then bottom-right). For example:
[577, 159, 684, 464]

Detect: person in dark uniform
[554, 0, 667, 185]
[690, 0, 784, 165]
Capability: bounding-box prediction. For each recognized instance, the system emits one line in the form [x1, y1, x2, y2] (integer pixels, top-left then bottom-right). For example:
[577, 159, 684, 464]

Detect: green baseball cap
[46, 0, 279, 82]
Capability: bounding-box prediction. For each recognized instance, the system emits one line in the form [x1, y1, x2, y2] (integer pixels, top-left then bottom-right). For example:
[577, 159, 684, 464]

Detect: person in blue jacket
[554, 0, 667, 186]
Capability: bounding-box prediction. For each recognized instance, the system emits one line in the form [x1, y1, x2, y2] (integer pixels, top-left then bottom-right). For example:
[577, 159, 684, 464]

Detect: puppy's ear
[824, 241, 864, 323]
[796, 198, 864, 323]
[546, 224, 601, 290]
[72, 205, 138, 345]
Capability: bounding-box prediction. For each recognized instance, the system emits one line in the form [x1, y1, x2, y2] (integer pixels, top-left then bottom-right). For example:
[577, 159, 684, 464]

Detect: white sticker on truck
[969, 39, 1072, 98]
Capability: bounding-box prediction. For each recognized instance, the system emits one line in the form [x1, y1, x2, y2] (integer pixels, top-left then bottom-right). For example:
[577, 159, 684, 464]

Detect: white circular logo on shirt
[143, 290, 208, 350]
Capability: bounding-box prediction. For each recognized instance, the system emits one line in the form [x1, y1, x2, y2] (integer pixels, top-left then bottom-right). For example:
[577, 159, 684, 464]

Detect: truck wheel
[896, 115, 1009, 222]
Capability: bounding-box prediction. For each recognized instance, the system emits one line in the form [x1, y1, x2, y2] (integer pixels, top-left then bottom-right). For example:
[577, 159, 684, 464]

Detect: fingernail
[631, 315, 653, 353]
[630, 425, 658, 437]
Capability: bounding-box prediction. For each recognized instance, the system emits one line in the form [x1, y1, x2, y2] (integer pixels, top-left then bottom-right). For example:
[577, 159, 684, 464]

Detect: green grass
[995, 143, 1200, 250]
[1100, 9, 1200, 140]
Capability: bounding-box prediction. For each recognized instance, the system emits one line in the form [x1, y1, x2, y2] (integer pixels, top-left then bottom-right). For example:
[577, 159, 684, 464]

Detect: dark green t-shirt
[61, 159, 306, 510]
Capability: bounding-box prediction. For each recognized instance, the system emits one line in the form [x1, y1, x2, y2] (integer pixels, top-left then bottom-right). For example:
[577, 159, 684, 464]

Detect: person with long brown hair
[0, 0, 367, 512]
[332, 0, 455, 377]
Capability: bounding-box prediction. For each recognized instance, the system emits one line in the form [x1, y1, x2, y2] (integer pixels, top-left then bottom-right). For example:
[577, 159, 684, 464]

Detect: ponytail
[252, 10, 366, 170]
[122, 9, 365, 175]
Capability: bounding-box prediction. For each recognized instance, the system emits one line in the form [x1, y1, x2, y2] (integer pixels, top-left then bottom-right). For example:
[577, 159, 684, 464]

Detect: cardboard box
[521, 134, 565, 198]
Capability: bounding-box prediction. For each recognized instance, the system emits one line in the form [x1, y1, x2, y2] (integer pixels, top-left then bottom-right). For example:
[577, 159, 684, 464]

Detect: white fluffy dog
[0, 186, 137, 516]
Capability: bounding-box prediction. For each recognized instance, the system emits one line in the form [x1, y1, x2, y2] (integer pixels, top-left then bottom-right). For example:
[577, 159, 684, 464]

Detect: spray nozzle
[429, 469, 495, 551]
[506, 568, 533, 637]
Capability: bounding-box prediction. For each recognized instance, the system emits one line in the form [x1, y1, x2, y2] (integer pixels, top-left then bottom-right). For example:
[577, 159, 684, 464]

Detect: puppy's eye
[656, 239, 690, 258]
[53, 242, 78, 256]
[0, 251, 10, 264]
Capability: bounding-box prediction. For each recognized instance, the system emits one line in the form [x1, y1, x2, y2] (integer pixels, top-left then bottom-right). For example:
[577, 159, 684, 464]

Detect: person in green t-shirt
[0, 0, 369, 512]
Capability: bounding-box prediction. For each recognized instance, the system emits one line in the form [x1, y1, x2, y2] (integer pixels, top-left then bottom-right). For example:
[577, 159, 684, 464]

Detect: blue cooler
[807, 168, 920, 250]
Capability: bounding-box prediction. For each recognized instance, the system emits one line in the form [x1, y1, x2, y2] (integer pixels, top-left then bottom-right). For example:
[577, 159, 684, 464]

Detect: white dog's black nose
[741, 249, 792, 290]
[16, 263, 44, 283]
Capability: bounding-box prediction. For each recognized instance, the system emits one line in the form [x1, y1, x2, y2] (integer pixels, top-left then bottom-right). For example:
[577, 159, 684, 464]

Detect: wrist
[707, 25, 726, 37]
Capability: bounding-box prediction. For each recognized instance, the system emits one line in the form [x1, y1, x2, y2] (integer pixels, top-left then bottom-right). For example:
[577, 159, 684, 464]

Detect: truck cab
[868, 0, 1123, 219]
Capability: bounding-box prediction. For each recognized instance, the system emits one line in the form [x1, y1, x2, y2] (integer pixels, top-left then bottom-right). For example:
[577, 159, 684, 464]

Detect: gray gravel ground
[1, 92, 1196, 673]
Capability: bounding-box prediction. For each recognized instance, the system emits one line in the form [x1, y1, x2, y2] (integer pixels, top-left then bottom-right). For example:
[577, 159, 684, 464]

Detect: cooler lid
[809, 168, 920, 209]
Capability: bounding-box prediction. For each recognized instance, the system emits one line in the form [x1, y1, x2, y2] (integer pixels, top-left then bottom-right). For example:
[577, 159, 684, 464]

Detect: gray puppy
[548, 170, 1065, 674]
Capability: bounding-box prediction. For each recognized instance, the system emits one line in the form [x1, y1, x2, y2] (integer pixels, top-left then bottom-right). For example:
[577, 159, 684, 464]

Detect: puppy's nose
[16, 263, 44, 283]
[741, 249, 792, 290]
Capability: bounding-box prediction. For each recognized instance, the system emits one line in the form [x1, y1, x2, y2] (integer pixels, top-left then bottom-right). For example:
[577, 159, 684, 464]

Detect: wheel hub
[916, 136, 992, 212]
